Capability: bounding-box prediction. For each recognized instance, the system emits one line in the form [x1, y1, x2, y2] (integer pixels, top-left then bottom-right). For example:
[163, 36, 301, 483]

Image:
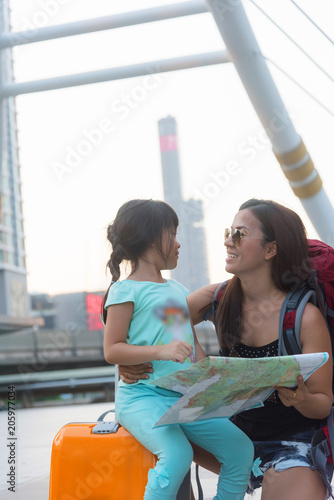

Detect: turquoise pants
[115, 384, 254, 500]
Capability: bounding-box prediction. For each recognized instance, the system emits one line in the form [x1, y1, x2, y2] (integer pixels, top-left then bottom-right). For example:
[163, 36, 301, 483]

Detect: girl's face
[160, 227, 180, 270]
[224, 208, 270, 276]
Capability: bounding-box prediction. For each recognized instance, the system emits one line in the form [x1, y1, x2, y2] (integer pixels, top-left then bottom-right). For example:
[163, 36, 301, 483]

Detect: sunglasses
[225, 228, 265, 247]
[224, 228, 245, 247]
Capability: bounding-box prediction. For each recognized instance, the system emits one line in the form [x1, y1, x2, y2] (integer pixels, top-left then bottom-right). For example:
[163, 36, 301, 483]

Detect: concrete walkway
[0, 402, 261, 500]
[0, 469, 261, 500]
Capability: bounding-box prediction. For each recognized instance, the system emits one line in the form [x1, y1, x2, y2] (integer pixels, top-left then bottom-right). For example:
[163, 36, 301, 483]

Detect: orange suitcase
[49, 410, 156, 500]
[49, 411, 191, 500]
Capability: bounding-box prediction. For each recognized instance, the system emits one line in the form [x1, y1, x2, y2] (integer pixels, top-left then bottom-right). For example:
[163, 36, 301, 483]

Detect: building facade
[0, 1, 30, 330]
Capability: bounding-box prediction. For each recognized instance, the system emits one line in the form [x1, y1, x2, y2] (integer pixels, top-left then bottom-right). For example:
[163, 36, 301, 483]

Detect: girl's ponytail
[101, 225, 126, 324]
[106, 224, 127, 283]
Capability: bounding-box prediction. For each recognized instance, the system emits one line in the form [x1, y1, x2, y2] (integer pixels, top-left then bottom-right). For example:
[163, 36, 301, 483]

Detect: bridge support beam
[205, 0, 334, 244]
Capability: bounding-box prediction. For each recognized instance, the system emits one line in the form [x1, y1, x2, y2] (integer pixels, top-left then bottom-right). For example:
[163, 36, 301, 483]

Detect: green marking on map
[150, 353, 329, 425]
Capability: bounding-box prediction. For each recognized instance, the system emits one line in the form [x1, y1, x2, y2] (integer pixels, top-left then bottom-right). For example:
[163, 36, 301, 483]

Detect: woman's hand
[118, 363, 153, 384]
[157, 341, 193, 363]
[118, 341, 193, 383]
[275, 375, 308, 407]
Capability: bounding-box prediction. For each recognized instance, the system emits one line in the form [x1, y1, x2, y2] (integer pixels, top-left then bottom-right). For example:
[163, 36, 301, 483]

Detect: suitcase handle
[93, 410, 120, 434]
[97, 409, 115, 421]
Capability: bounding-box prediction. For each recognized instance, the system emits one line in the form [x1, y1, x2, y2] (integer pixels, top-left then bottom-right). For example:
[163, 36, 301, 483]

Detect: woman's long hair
[217, 199, 316, 349]
[102, 199, 178, 324]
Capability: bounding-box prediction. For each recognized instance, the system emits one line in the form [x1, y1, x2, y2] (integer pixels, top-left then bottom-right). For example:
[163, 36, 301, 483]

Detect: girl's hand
[157, 341, 193, 363]
[118, 363, 153, 384]
[275, 375, 308, 407]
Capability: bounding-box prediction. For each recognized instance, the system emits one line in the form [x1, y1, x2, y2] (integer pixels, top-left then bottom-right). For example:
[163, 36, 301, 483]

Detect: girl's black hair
[102, 199, 178, 323]
[217, 198, 319, 349]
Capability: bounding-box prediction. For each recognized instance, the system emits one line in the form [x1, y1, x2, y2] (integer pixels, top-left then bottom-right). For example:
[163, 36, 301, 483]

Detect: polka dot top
[229, 339, 278, 358]
[225, 339, 280, 405]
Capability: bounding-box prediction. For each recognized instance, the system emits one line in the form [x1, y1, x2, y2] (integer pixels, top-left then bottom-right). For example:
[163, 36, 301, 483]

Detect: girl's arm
[276, 303, 333, 419]
[116, 306, 208, 381]
[104, 302, 193, 365]
[187, 283, 221, 325]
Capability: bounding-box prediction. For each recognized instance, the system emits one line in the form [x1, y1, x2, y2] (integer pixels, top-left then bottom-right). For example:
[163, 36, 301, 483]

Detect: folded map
[150, 353, 329, 426]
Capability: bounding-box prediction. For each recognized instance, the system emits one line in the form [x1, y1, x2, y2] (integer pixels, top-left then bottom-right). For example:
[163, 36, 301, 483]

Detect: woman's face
[224, 208, 269, 277]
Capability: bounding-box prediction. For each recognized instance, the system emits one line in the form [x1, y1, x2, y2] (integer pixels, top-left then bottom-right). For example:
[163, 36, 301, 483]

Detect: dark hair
[217, 198, 316, 348]
[102, 199, 178, 323]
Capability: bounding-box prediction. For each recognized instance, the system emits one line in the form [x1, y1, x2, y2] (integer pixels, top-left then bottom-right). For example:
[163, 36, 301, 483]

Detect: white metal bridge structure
[1, 0, 334, 243]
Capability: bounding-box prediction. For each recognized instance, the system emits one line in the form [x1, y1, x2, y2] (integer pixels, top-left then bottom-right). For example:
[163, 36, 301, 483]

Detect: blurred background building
[158, 115, 209, 292]
[0, 7, 220, 408]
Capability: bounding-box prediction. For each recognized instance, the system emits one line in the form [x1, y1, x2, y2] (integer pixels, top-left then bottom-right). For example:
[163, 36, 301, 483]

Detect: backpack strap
[195, 464, 204, 500]
[278, 286, 317, 356]
[278, 290, 297, 356]
[327, 408, 334, 461]
[308, 408, 334, 498]
[203, 280, 229, 324]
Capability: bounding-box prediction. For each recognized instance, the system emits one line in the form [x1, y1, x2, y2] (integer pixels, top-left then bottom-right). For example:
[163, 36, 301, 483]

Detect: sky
[7, 0, 334, 296]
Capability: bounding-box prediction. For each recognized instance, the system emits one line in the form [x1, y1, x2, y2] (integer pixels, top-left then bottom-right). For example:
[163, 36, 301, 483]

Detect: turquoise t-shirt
[104, 279, 195, 387]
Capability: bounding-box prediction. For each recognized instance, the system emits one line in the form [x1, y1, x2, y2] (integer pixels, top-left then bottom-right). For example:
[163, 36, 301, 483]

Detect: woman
[118, 198, 333, 500]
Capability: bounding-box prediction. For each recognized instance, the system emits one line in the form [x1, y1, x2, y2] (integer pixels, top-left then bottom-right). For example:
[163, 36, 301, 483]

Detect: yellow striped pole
[206, 0, 334, 243]
[273, 140, 323, 199]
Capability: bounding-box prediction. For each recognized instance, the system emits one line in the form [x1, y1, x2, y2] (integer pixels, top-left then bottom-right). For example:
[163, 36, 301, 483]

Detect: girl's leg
[116, 387, 193, 500]
[182, 418, 254, 500]
[261, 466, 327, 500]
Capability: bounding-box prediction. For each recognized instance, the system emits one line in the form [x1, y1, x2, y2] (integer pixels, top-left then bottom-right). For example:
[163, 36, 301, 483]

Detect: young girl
[102, 199, 254, 500]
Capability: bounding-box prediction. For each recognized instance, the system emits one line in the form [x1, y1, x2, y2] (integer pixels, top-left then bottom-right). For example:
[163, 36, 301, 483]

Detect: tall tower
[0, 1, 30, 331]
[158, 115, 209, 292]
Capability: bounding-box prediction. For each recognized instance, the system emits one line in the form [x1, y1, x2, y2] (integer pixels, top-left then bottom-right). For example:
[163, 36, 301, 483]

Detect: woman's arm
[104, 302, 193, 365]
[187, 283, 221, 325]
[276, 303, 333, 419]
[192, 319, 207, 362]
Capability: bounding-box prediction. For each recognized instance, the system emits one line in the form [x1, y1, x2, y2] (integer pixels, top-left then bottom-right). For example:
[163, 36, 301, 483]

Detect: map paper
[150, 353, 329, 426]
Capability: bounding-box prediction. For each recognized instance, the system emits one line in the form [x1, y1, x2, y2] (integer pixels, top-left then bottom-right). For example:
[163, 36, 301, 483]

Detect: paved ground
[0, 467, 261, 500]
[0, 401, 259, 500]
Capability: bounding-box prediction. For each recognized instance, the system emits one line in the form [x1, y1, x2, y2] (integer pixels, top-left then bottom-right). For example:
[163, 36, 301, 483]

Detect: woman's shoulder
[301, 302, 325, 323]
[300, 302, 330, 346]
